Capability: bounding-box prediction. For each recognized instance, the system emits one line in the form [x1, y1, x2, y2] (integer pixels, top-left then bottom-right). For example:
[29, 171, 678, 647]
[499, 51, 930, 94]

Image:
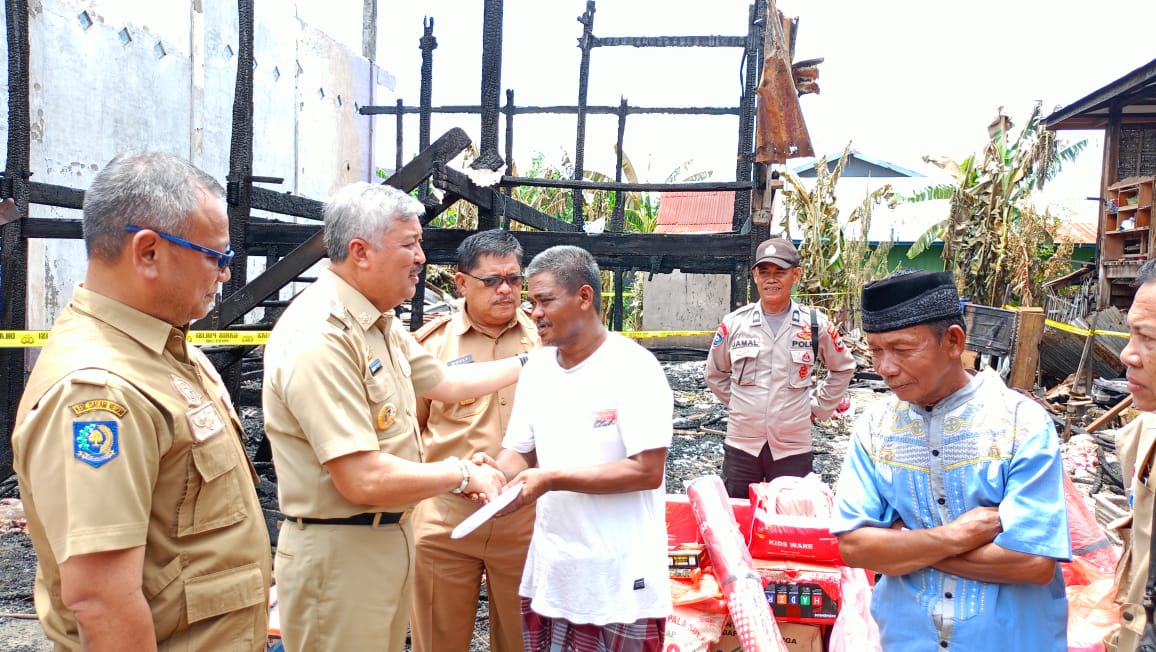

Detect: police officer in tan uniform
[410, 229, 540, 652]
[263, 183, 522, 652]
[13, 152, 272, 651]
[705, 237, 856, 498]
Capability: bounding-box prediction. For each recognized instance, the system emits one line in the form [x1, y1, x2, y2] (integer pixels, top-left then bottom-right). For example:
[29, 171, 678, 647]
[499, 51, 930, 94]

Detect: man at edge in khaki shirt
[410, 229, 540, 652]
[13, 152, 272, 651]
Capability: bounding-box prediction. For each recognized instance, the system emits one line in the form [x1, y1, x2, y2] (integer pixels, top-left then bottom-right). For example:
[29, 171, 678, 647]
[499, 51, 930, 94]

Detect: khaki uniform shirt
[705, 301, 856, 458]
[262, 268, 445, 518]
[13, 286, 271, 650]
[1109, 412, 1156, 651]
[414, 300, 540, 462]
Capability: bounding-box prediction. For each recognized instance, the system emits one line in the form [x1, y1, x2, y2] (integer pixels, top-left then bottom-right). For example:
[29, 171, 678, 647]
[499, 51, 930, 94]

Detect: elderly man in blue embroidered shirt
[831, 270, 1071, 651]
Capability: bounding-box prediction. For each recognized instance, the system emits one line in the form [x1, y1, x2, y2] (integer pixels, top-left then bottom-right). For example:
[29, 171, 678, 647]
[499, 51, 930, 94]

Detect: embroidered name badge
[447, 354, 474, 367]
[369, 359, 383, 376]
[592, 409, 618, 428]
[730, 337, 759, 350]
[73, 421, 119, 468]
[712, 324, 728, 348]
[69, 399, 128, 418]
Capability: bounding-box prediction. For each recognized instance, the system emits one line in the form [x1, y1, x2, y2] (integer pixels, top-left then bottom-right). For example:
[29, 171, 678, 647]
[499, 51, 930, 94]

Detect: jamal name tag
[186, 402, 225, 442]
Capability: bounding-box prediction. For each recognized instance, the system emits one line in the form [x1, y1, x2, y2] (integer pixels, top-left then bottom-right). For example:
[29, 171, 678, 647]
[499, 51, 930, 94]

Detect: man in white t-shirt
[485, 245, 673, 651]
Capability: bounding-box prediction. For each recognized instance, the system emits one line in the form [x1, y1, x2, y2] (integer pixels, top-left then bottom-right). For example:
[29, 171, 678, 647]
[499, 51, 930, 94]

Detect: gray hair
[1134, 259, 1156, 288]
[323, 182, 425, 262]
[526, 245, 601, 313]
[457, 229, 524, 272]
[82, 152, 224, 261]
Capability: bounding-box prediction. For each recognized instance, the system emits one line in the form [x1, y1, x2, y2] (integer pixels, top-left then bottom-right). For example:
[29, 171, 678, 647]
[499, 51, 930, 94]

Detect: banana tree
[780, 144, 896, 330]
[907, 102, 1086, 306]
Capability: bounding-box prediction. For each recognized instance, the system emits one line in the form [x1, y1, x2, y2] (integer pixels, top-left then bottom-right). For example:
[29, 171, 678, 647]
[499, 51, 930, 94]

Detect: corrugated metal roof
[1056, 221, 1098, 244]
[654, 191, 735, 234]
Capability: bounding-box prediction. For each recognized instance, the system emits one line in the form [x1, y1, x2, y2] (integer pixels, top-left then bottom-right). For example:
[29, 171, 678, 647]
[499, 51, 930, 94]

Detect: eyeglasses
[124, 225, 235, 270]
[462, 271, 524, 288]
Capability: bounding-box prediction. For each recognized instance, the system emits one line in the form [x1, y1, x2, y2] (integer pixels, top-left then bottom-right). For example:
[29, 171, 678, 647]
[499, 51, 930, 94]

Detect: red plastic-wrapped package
[748, 476, 844, 565]
[687, 475, 788, 652]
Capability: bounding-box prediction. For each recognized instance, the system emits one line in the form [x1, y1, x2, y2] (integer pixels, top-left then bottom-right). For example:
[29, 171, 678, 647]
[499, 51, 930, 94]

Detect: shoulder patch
[712, 323, 728, 348]
[70, 399, 128, 418]
[73, 421, 119, 468]
[413, 313, 453, 343]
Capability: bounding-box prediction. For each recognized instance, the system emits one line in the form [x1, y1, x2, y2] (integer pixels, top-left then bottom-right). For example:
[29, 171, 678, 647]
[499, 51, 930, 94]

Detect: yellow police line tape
[0, 330, 272, 348]
[1044, 319, 1129, 339]
[0, 328, 713, 348]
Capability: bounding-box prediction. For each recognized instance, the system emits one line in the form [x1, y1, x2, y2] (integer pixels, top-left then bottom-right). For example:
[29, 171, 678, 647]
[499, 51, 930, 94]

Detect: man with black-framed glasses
[410, 228, 540, 652]
[13, 151, 271, 650]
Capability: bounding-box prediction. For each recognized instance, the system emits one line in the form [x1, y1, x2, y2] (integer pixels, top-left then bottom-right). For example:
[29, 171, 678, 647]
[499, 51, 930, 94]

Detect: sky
[371, 0, 1156, 222]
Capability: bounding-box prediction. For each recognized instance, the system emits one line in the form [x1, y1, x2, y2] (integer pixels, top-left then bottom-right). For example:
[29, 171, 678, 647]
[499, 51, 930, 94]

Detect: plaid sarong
[520, 597, 666, 652]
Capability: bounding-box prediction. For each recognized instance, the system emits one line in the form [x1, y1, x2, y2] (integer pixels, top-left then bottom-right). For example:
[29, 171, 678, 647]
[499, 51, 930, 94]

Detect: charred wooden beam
[246, 222, 748, 273]
[501, 176, 753, 193]
[194, 128, 473, 331]
[435, 166, 580, 233]
[589, 35, 745, 48]
[362, 104, 742, 116]
[0, 0, 31, 476]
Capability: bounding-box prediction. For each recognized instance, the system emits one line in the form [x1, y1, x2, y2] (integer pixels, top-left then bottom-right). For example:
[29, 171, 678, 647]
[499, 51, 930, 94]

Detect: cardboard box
[711, 617, 824, 652]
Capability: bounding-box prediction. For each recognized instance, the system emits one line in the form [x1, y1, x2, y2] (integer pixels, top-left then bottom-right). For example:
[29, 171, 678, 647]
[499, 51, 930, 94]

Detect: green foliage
[779, 145, 896, 331]
[907, 102, 1087, 306]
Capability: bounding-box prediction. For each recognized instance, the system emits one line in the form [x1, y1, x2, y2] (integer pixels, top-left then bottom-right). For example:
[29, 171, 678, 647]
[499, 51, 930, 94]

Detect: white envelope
[450, 482, 525, 539]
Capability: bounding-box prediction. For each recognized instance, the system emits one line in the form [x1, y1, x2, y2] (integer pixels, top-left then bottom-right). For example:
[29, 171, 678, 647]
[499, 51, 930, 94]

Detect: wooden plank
[1009, 307, 1044, 390]
[1085, 394, 1133, 433]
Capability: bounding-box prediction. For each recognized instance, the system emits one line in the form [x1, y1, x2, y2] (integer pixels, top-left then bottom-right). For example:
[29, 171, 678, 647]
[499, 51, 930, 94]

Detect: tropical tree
[907, 102, 1086, 306]
[779, 144, 896, 331]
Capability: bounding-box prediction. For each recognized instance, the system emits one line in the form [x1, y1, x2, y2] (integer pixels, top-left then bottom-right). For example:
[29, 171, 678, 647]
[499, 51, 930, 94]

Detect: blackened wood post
[216, 0, 256, 407]
[395, 98, 404, 173]
[476, 0, 503, 230]
[610, 97, 629, 331]
[503, 88, 515, 230]
[419, 17, 437, 198]
[0, 0, 30, 477]
[734, 1, 760, 231]
[572, 0, 596, 228]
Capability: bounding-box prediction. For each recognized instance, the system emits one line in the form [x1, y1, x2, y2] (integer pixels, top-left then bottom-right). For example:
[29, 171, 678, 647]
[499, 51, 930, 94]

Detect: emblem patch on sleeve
[711, 323, 727, 348]
[69, 399, 128, 418]
[73, 421, 119, 468]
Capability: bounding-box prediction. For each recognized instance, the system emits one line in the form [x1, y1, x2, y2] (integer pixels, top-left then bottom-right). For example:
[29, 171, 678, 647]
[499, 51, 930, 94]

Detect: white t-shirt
[503, 333, 674, 625]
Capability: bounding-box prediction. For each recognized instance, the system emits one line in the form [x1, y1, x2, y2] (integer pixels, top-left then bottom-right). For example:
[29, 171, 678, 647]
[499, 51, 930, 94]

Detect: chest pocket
[366, 375, 409, 443]
[787, 349, 814, 389]
[176, 431, 247, 537]
[729, 347, 759, 386]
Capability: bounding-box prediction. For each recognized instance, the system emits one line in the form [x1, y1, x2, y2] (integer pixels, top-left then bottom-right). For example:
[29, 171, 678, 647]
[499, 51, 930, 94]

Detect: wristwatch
[445, 456, 470, 494]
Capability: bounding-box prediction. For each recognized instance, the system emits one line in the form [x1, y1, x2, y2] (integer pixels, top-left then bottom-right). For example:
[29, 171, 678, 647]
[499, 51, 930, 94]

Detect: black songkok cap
[861, 270, 962, 333]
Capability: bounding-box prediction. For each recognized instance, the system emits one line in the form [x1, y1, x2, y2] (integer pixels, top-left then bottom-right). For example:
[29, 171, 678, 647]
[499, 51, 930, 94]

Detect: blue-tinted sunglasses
[124, 225, 234, 270]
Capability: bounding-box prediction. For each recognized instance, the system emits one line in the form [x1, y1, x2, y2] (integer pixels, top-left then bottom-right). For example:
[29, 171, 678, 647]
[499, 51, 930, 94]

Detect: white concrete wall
[641, 270, 733, 340]
[3, 1, 396, 342]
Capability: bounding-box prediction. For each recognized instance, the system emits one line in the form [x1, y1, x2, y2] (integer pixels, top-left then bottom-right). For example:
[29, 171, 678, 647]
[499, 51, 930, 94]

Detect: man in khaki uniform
[13, 152, 272, 651]
[1110, 259, 1156, 651]
[410, 229, 540, 652]
[263, 183, 522, 652]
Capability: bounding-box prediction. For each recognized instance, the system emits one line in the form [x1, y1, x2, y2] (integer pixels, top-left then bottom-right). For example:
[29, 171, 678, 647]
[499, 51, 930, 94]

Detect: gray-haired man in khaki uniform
[263, 183, 523, 652]
[14, 152, 272, 650]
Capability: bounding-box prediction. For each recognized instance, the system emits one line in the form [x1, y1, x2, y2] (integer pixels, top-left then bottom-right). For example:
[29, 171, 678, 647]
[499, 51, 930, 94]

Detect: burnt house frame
[1044, 57, 1156, 310]
[0, 0, 818, 476]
